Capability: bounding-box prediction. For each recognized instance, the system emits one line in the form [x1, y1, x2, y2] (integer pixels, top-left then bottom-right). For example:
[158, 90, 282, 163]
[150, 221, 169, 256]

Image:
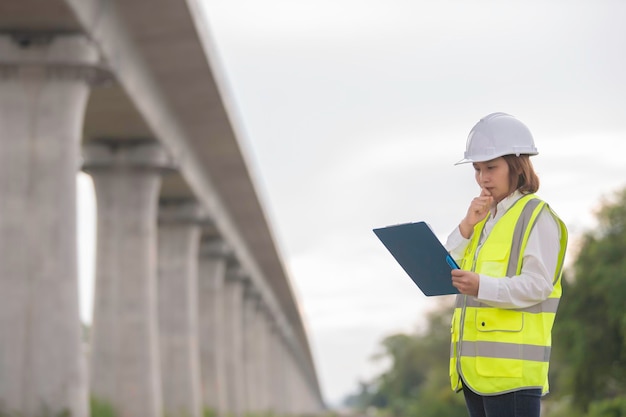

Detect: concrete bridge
[0, 1, 324, 416]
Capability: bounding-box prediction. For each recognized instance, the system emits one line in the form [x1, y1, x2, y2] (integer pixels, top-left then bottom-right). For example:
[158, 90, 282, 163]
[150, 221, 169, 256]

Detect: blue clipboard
[373, 221, 460, 296]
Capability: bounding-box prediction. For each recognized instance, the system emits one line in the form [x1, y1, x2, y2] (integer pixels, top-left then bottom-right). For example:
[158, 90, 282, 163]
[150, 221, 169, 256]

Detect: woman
[446, 113, 568, 417]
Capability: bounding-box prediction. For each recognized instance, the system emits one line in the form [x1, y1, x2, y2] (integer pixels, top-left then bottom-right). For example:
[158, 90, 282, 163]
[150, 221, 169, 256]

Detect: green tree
[347, 304, 465, 417]
[551, 187, 626, 412]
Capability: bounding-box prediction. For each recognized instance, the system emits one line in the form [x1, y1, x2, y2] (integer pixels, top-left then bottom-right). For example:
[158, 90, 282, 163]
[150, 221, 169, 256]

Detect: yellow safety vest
[449, 193, 568, 395]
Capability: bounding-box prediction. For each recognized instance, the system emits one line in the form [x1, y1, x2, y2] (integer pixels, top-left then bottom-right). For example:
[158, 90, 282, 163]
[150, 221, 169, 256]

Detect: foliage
[90, 397, 116, 417]
[587, 397, 626, 417]
[551, 187, 626, 412]
[203, 408, 217, 417]
[345, 305, 466, 417]
[541, 395, 586, 417]
[0, 406, 71, 417]
[0, 401, 71, 417]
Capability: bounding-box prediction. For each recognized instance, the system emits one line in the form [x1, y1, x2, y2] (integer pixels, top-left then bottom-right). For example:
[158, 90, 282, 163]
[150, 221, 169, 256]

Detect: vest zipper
[457, 241, 480, 389]
[456, 294, 468, 388]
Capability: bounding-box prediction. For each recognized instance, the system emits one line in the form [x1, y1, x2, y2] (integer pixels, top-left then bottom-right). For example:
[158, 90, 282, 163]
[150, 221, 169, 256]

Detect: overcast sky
[78, 0, 626, 407]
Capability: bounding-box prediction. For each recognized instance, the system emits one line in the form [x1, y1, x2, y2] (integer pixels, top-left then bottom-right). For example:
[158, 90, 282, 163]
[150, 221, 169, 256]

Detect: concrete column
[0, 33, 103, 417]
[223, 265, 247, 417]
[265, 324, 277, 414]
[242, 284, 261, 414]
[295, 365, 309, 415]
[158, 199, 206, 417]
[281, 338, 296, 416]
[293, 374, 303, 416]
[83, 139, 174, 417]
[283, 348, 295, 415]
[197, 238, 229, 417]
[285, 358, 296, 416]
[254, 303, 272, 414]
[268, 324, 287, 415]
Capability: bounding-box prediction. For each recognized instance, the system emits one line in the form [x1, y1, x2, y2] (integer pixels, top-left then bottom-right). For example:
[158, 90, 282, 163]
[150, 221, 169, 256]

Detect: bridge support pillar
[242, 283, 261, 414]
[198, 238, 229, 417]
[83, 139, 173, 417]
[0, 33, 100, 417]
[256, 307, 273, 413]
[268, 324, 287, 414]
[223, 266, 247, 417]
[283, 345, 296, 414]
[157, 199, 205, 417]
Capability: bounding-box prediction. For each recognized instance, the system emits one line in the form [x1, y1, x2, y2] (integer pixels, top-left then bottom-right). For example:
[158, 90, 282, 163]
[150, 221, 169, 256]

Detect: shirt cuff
[445, 226, 470, 251]
[477, 274, 499, 303]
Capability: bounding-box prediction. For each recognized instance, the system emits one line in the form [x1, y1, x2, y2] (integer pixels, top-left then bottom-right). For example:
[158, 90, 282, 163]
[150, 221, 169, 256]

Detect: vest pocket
[474, 310, 524, 377]
[475, 309, 523, 333]
[475, 242, 509, 277]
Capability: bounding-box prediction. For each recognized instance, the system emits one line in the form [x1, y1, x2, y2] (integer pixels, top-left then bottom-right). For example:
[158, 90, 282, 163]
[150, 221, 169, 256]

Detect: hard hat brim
[454, 158, 474, 165]
[454, 151, 539, 166]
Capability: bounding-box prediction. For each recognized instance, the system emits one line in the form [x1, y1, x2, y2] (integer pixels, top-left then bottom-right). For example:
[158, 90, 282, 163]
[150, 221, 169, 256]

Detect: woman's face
[473, 157, 511, 203]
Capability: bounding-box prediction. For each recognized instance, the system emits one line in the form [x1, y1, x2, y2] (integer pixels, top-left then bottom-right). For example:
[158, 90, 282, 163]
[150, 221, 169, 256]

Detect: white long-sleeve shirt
[445, 190, 562, 309]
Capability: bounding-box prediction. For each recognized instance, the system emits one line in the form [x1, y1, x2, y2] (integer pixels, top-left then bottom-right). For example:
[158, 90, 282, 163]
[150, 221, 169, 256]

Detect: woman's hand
[451, 269, 480, 296]
[459, 188, 493, 238]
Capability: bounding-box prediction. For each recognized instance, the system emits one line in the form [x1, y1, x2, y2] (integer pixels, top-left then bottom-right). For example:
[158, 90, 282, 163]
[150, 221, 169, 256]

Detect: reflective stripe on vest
[457, 296, 559, 314]
[449, 194, 568, 396]
[459, 341, 551, 362]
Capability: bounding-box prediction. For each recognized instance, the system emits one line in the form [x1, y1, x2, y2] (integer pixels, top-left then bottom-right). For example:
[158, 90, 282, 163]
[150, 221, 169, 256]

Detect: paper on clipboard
[373, 221, 460, 296]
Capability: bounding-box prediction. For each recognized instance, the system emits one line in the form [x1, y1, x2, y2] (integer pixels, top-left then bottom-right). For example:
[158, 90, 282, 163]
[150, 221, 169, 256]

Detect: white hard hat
[455, 112, 538, 165]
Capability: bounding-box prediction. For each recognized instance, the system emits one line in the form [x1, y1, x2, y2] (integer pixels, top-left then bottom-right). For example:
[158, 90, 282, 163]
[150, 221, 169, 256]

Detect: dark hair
[503, 154, 540, 194]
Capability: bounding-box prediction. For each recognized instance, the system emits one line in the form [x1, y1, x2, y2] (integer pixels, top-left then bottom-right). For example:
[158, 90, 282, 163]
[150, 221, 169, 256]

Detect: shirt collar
[490, 190, 523, 218]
